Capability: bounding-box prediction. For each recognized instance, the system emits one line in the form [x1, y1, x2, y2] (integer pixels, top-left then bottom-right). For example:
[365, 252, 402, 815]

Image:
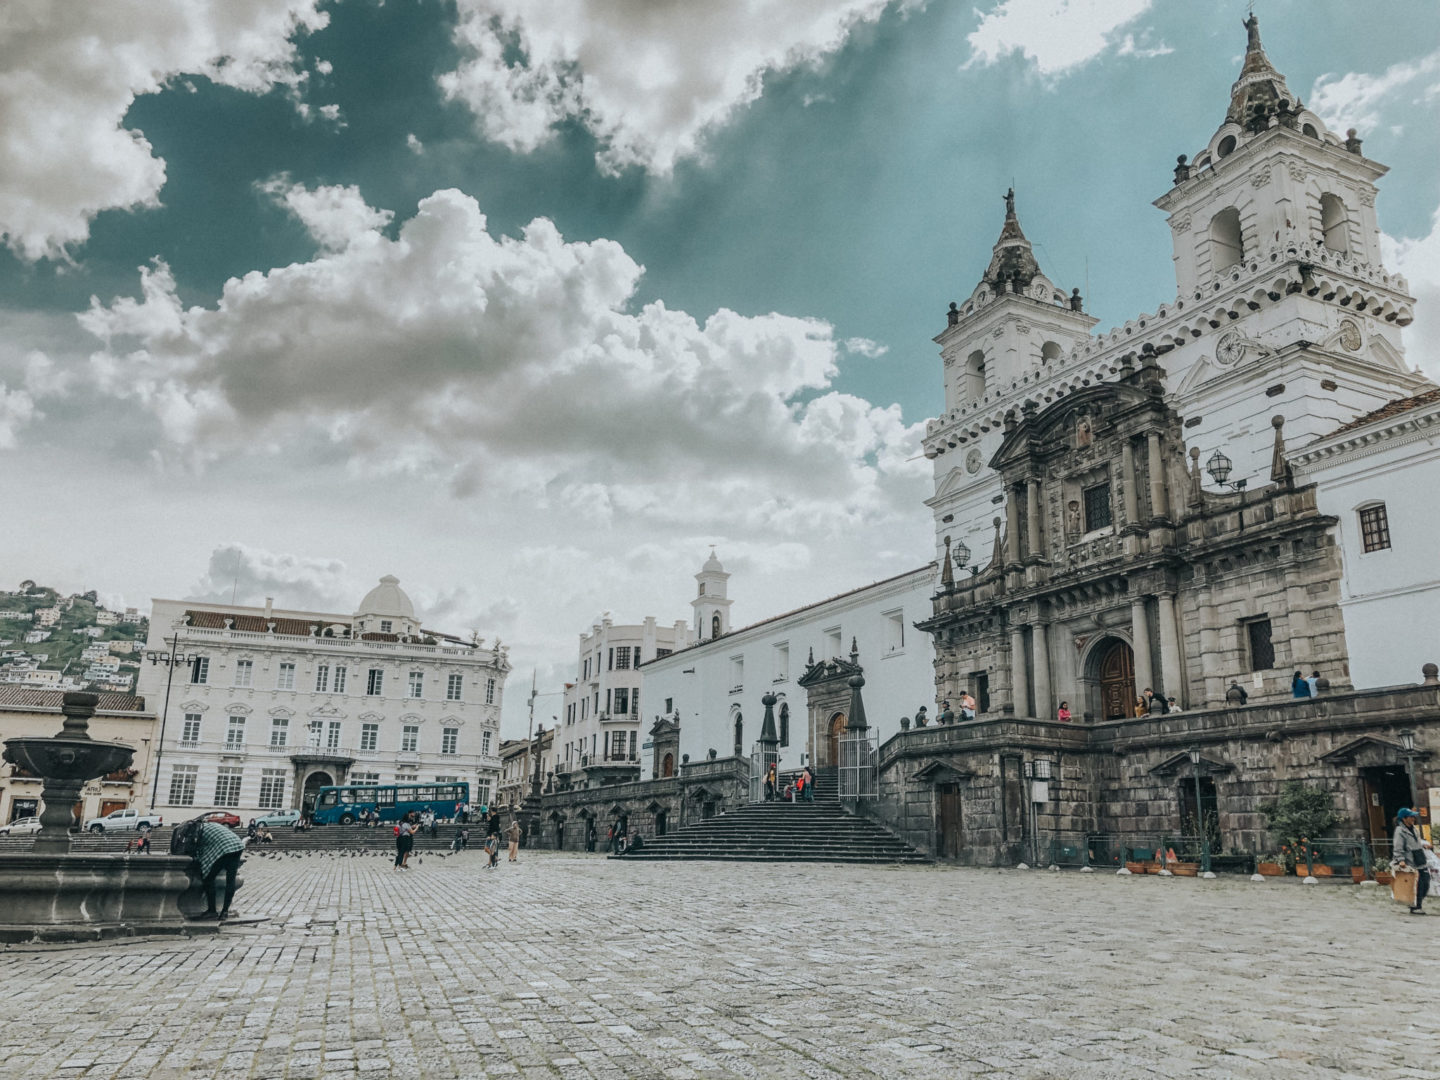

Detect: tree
[1260, 782, 1339, 847]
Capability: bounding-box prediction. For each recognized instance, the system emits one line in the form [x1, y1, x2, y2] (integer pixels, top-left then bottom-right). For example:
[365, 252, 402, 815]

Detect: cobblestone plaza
[1, 854, 1434, 1079]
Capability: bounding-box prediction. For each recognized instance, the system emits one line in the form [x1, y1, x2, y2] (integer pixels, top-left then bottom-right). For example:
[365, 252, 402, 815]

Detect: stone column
[1032, 622, 1052, 721]
[1130, 598, 1154, 695]
[1010, 625, 1030, 717]
[1157, 592, 1184, 706]
[1005, 485, 1021, 566]
[1121, 440, 1141, 526]
[1026, 479, 1043, 560]
[1146, 431, 1167, 520]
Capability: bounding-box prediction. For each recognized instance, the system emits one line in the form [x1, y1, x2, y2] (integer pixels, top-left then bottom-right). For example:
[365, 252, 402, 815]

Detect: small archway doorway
[302, 770, 333, 817]
[826, 712, 847, 768]
[1096, 640, 1136, 720]
[662, 752, 675, 778]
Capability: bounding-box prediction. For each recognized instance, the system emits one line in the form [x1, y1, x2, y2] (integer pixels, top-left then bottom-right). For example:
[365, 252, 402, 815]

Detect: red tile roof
[182, 609, 475, 649]
[1324, 387, 1440, 439]
[0, 686, 148, 712]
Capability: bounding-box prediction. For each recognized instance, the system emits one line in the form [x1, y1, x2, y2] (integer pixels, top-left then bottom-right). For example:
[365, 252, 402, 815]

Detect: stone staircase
[614, 769, 929, 864]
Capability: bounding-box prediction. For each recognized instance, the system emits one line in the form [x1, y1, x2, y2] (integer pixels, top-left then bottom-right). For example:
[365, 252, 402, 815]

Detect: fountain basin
[3, 735, 135, 780]
[0, 853, 215, 944]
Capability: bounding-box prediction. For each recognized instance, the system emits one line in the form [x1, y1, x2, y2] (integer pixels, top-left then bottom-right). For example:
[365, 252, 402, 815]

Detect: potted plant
[1261, 783, 1339, 876]
[1373, 857, 1394, 886]
[1256, 853, 1285, 876]
[1349, 851, 1366, 884]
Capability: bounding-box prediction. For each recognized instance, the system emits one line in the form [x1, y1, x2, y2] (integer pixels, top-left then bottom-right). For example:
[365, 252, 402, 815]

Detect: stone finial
[1423, 663, 1439, 686]
[1345, 128, 1363, 155]
[941, 536, 954, 588]
[59, 691, 99, 740]
[1070, 287, 1083, 312]
[947, 301, 960, 327]
[1269, 414, 1292, 486]
[1188, 445, 1203, 507]
[846, 671, 868, 731]
[850, 637, 859, 664]
[1174, 154, 1190, 184]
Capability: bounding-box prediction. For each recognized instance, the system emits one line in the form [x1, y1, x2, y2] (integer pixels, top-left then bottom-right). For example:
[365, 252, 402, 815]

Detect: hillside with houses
[0, 581, 147, 694]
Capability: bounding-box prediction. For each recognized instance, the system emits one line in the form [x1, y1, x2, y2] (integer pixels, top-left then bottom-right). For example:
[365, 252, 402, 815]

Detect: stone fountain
[0, 692, 202, 942]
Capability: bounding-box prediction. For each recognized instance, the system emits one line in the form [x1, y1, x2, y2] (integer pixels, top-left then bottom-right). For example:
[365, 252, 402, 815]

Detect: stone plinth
[0, 853, 211, 943]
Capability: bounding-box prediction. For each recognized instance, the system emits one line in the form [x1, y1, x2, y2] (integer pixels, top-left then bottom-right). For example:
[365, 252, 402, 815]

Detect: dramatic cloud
[80, 182, 927, 535]
[1384, 206, 1440, 380]
[439, 0, 919, 176]
[965, 0, 1156, 77]
[1310, 48, 1440, 134]
[0, 1, 328, 260]
[190, 542, 355, 614]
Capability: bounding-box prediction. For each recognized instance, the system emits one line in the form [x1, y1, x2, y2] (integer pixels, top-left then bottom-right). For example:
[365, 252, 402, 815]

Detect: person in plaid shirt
[187, 820, 246, 919]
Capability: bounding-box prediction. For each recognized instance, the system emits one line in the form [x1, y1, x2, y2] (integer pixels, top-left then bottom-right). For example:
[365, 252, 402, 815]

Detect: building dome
[355, 575, 416, 620]
[701, 548, 725, 574]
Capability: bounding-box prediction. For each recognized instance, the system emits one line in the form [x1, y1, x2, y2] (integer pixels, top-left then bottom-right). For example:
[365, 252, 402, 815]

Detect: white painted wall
[640, 566, 937, 771]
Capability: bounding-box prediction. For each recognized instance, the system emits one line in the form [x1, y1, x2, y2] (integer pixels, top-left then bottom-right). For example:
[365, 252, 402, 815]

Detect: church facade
[872, 16, 1440, 865]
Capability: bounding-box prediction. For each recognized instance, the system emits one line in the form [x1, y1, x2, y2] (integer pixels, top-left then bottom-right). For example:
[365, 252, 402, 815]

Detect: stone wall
[871, 681, 1440, 865]
[521, 756, 749, 850]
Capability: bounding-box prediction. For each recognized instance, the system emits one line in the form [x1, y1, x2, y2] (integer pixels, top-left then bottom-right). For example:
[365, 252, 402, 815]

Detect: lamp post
[1188, 747, 1211, 874]
[143, 633, 194, 812]
[1399, 729, 1418, 807]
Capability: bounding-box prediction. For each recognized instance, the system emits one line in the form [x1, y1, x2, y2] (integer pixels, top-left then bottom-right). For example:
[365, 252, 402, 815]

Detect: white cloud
[0, 1, 328, 261]
[1311, 48, 1440, 134]
[258, 177, 394, 251]
[0, 383, 35, 448]
[438, 0, 919, 176]
[1383, 206, 1440, 380]
[190, 542, 356, 613]
[406, 133, 425, 155]
[965, 0, 1155, 77]
[80, 182, 928, 537]
[844, 336, 889, 357]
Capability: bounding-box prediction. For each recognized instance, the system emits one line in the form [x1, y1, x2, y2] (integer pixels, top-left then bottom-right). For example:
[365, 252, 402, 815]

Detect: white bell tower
[691, 548, 732, 644]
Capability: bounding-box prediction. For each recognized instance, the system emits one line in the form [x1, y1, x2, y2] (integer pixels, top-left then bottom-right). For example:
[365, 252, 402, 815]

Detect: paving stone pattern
[0, 852, 1436, 1079]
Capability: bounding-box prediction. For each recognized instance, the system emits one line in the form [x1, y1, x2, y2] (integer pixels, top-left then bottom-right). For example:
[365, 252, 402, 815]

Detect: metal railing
[838, 729, 878, 800]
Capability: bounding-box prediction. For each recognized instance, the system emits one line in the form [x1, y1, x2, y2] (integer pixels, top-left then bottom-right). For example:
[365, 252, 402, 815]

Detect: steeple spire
[981, 187, 1042, 294]
[1225, 14, 1297, 130]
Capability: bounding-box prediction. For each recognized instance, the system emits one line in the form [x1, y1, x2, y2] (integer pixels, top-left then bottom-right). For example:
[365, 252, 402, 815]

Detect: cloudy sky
[3, 0, 1438, 735]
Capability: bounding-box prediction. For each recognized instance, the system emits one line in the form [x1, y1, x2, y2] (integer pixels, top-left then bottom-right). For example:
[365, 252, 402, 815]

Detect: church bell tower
[691, 548, 732, 644]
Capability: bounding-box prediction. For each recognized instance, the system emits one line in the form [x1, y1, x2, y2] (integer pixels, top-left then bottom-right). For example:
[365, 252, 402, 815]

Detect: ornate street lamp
[1188, 748, 1212, 874]
[1399, 730, 1418, 806]
[953, 538, 970, 571]
[1205, 448, 1248, 492]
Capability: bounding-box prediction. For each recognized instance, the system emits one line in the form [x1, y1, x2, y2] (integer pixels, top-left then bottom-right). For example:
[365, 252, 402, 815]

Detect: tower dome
[355, 575, 418, 635]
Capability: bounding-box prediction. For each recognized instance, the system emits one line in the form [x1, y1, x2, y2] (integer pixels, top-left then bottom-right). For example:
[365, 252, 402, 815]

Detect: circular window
[1217, 135, 1237, 158]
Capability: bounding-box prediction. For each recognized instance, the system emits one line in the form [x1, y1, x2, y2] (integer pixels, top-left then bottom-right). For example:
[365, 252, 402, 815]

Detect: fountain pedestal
[0, 692, 212, 943]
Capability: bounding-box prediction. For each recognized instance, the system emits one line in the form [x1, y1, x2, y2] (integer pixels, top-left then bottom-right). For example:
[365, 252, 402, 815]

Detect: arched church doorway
[1096, 640, 1136, 720]
[826, 712, 847, 768]
[662, 752, 675, 778]
[302, 771, 333, 817]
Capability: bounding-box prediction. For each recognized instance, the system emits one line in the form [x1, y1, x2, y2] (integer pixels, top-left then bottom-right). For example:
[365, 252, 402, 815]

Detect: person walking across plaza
[394, 814, 416, 870]
[1394, 808, 1429, 914]
[507, 817, 521, 862]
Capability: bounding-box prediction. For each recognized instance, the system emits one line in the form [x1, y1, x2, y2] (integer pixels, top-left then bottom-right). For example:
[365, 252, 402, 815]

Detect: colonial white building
[925, 17, 1429, 581]
[1293, 388, 1440, 689]
[641, 556, 937, 773]
[558, 613, 687, 788]
[139, 576, 510, 818]
[918, 15, 1434, 717]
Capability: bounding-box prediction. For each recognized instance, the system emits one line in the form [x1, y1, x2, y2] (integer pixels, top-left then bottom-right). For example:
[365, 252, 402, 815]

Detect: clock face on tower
[965, 448, 983, 474]
[1215, 330, 1245, 366]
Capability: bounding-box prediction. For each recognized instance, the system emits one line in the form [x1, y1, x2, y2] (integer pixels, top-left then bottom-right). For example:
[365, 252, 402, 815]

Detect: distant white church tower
[691, 548, 732, 644]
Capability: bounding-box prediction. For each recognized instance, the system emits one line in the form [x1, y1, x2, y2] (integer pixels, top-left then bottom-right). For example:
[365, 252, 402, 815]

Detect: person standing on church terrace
[1292, 671, 1311, 698]
[1057, 701, 1072, 723]
[1307, 671, 1322, 697]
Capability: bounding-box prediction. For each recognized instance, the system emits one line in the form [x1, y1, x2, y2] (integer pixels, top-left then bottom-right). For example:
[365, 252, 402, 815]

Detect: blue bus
[310, 781, 470, 826]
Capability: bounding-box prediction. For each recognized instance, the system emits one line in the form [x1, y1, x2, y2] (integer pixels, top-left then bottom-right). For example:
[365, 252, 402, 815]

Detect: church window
[1040, 340, 1062, 364]
[1209, 208, 1244, 271]
[712, 613, 722, 639]
[1359, 504, 1391, 553]
[729, 656, 744, 693]
[1245, 618, 1275, 671]
[1216, 134, 1237, 158]
[773, 643, 789, 682]
[1082, 483, 1113, 532]
[1320, 193, 1350, 253]
[698, 583, 706, 596]
[1302, 123, 1319, 139]
[964, 350, 986, 401]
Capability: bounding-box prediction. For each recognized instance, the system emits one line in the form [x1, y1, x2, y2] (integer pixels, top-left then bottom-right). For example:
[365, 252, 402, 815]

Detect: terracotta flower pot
[1350, 867, 1366, 883]
[1170, 863, 1198, 877]
[1376, 872, 1394, 886]
[1124, 861, 1153, 874]
[1257, 862, 1285, 876]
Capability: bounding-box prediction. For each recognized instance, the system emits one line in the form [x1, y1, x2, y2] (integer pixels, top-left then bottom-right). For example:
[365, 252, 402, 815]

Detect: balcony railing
[177, 625, 478, 658]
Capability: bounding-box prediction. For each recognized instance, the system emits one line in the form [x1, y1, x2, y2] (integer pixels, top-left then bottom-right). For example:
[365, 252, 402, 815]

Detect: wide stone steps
[616, 772, 927, 864]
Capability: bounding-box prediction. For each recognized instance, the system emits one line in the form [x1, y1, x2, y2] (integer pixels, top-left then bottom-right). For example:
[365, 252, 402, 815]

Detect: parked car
[253, 809, 300, 828]
[0, 816, 42, 836]
[201, 811, 242, 828]
[83, 807, 163, 833]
